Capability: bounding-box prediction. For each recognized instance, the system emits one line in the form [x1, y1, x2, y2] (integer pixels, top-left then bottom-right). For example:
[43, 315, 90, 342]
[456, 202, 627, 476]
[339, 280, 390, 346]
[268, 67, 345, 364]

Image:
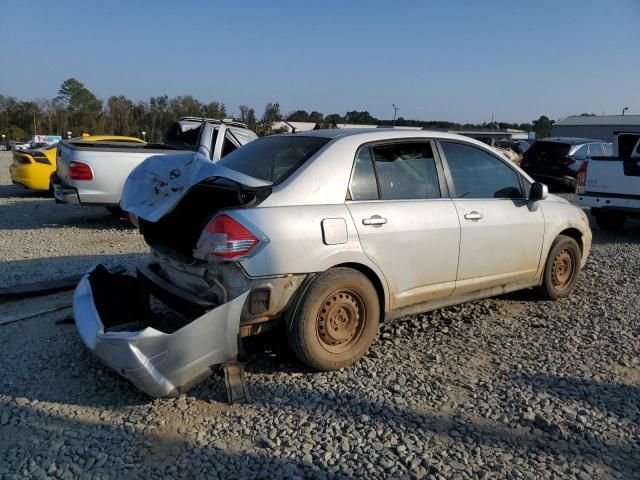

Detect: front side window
[371, 142, 440, 200]
[440, 141, 523, 199]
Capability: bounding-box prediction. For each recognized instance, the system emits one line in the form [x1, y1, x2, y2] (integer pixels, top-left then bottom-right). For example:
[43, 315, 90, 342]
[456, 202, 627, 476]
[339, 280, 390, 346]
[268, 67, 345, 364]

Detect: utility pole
[622, 106, 629, 116]
[33, 111, 37, 136]
[392, 104, 399, 126]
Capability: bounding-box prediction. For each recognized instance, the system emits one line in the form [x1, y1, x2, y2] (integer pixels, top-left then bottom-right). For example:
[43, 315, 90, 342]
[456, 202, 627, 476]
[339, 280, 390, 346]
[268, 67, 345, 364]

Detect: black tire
[593, 209, 626, 231]
[537, 235, 581, 300]
[287, 268, 380, 371]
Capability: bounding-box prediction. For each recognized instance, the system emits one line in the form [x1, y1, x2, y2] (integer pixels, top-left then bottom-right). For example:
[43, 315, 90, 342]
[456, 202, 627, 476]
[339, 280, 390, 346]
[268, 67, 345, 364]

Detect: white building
[551, 115, 640, 142]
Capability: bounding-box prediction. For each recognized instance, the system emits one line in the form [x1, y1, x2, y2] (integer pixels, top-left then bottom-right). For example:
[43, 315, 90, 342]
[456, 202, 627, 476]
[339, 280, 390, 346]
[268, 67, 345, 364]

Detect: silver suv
[73, 129, 592, 396]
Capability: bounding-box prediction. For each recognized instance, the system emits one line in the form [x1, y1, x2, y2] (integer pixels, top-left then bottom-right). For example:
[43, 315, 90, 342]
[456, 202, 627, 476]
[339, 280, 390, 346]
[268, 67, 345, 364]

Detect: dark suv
[520, 137, 612, 192]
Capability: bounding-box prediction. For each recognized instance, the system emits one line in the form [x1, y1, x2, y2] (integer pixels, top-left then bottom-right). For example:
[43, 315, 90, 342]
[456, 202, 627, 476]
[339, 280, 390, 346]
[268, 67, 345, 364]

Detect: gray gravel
[1, 151, 639, 479]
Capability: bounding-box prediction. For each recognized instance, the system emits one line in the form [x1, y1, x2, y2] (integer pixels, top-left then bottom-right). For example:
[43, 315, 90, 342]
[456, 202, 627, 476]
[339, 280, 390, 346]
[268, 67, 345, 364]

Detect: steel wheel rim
[551, 248, 575, 291]
[316, 289, 366, 354]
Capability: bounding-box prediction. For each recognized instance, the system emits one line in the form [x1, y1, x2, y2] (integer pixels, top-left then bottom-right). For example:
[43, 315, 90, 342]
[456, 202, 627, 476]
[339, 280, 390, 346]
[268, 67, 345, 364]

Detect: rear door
[438, 140, 544, 295]
[585, 134, 640, 196]
[346, 140, 460, 309]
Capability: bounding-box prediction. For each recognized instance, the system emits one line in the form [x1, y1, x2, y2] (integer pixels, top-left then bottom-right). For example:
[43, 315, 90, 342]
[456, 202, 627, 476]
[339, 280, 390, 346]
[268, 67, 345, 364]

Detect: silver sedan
[73, 129, 592, 396]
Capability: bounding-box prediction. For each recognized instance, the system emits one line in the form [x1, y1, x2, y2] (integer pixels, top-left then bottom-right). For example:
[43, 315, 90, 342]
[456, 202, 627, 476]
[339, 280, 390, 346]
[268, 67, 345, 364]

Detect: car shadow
[0, 183, 51, 199]
[0, 198, 136, 231]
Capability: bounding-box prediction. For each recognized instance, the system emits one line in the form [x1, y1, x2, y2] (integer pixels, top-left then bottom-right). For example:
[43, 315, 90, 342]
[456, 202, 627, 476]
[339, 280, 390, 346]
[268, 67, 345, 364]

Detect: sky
[1, 0, 639, 124]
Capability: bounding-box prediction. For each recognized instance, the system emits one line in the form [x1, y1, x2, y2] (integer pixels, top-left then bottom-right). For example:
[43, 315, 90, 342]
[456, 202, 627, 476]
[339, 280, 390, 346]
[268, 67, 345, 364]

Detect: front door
[346, 141, 460, 309]
[438, 140, 545, 295]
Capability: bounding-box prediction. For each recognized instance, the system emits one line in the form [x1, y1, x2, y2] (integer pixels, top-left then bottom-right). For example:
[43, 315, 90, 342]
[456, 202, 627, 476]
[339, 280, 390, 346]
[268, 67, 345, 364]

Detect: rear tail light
[13, 154, 31, 164]
[69, 161, 93, 180]
[577, 161, 589, 190]
[195, 214, 265, 260]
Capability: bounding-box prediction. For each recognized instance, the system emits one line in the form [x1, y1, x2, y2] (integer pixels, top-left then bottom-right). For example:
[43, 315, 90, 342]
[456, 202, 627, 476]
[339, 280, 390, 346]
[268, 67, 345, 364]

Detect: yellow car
[10, 135, 145, 193]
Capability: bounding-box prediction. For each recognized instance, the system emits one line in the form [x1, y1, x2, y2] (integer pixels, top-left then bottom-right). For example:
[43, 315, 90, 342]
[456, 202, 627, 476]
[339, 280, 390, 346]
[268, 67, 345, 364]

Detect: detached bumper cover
[73, 265, 248, 397]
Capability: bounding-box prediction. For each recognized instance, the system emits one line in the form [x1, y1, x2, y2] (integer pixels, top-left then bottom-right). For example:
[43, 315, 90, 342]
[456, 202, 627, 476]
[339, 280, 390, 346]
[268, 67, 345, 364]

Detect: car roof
[277, 128, 493, 144]
[539, 137, 606, 145]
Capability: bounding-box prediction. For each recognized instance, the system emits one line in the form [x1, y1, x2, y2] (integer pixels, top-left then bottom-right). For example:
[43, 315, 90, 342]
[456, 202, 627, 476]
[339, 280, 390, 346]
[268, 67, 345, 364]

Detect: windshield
[217, 135, 330, 183]
[526, 141, 572, 158]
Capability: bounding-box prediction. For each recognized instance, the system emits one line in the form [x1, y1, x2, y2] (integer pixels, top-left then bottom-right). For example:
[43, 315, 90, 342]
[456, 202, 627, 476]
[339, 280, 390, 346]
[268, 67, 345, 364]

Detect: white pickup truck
[578, 132, 640, 230]
[53, 117, 258, 211]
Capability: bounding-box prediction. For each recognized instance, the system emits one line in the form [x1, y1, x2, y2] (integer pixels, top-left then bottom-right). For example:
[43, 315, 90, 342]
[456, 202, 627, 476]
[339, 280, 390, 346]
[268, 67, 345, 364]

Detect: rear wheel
[537, 235, 581, 300]
[287, 268, 380, 371]
[593, 209, 626, 231]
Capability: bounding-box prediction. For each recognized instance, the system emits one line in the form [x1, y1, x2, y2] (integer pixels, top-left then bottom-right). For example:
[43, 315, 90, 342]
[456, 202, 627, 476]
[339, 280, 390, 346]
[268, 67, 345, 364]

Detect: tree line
[0, 78, 556, 142]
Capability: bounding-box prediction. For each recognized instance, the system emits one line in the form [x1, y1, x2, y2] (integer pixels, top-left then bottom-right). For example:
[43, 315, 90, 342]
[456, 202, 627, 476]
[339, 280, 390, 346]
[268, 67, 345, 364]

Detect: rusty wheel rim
[316, 290, 366, 354]
[551, 248, 575, 291]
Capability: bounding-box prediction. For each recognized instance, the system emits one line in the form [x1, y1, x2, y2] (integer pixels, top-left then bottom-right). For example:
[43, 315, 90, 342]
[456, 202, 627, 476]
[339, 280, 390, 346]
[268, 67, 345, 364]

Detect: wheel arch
[332, 262, 387, 319]
[558, 227, 583, 255]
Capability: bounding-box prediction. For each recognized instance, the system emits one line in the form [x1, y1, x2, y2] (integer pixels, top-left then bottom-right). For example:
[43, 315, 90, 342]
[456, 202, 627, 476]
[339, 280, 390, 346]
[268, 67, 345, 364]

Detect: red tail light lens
[577, 161, 588, 189]
[199, 214, 260, 259]
[69, 161, 93, 180]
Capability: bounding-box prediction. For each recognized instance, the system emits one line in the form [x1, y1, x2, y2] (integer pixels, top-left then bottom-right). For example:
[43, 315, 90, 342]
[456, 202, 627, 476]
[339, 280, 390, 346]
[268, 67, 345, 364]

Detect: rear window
[217, 135, 330, 183]
[164, 123, 202, 150]
[526, 141, 572, 158]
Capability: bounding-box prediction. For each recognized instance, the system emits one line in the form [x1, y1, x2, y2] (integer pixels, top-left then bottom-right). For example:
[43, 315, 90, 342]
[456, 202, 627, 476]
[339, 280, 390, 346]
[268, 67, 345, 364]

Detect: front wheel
[537, 235, 581, 300]
[287, 268, 380, 371]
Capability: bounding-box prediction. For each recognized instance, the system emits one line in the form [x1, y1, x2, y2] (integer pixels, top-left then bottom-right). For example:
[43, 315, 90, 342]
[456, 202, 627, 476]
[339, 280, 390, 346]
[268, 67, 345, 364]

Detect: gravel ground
[0, 150, 639, 479]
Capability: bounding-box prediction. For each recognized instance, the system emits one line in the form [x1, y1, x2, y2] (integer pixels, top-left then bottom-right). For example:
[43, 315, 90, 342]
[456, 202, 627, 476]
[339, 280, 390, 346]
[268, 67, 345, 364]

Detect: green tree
[169, 95, 203, 118]
[246, 108, 257, 131]
[344, 110, 377, 125]
[324, 114, 343, 128]
[106, 95, 134, 135]
[55, 78, 102, 133]
[286, 110, 310, 122]
[532, 115, 554, 139]
[308, 111, 324, 124]
[262, 102, 282, 125]
[202, 101, 226, 119]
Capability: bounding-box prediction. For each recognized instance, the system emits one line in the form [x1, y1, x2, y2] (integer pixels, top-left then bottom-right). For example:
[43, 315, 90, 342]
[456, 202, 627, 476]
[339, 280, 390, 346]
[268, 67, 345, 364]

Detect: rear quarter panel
[233, 204, 390, 306]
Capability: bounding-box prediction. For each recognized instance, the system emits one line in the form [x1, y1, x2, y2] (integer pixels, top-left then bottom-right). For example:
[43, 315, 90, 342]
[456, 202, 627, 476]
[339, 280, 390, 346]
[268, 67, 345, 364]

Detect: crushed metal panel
[73, 265, 249, 397]
[120, 153, 272, 223]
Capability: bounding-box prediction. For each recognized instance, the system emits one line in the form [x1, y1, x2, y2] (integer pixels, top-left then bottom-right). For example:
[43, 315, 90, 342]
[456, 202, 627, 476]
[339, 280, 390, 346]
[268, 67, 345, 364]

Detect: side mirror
[529, 182, 548, 201]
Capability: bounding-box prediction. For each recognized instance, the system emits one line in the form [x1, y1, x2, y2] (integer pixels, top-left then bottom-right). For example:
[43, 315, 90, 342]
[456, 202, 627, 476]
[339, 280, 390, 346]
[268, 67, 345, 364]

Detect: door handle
[464, 211, 483, 221]
[362, 215, 387, 226]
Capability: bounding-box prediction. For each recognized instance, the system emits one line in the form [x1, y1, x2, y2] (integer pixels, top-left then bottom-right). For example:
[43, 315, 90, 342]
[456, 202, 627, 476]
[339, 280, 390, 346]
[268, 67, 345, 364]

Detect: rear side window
[573, 145, 588, 160]
[588, 143, 602, 157]
[371, 142, 440, 200]
[526, 141, 571, 158]
[440, 141, 523, 199]
[350, 148, 379, 200]
[602, 143, 613, 156]
[221, 136, 238, 157]
[217, 135, 330, 184]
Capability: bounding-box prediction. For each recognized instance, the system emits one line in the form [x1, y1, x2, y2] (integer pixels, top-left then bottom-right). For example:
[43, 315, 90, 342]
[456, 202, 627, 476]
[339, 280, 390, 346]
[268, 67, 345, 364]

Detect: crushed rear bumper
[73, 264, 248, 397]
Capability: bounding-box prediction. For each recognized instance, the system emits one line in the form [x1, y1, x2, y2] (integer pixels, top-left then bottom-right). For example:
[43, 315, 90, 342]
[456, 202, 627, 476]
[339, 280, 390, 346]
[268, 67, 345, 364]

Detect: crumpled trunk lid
[122, 152, 272, 262]
[121, 152, 271, 223]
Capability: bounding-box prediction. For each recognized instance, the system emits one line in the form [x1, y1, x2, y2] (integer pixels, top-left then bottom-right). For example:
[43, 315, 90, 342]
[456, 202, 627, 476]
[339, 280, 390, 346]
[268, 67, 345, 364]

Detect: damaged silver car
[73, 129, 592, 397]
